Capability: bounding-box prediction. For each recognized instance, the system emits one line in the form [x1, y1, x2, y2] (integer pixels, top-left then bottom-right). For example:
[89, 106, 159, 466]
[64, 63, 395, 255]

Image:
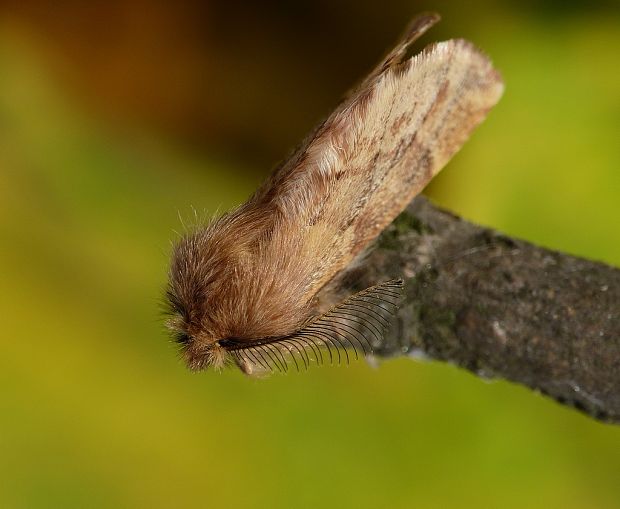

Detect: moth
[166, 13, 503, 375]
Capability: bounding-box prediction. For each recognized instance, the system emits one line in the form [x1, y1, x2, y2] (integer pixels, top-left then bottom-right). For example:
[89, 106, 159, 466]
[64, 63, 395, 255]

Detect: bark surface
[343, 196, 619, 424]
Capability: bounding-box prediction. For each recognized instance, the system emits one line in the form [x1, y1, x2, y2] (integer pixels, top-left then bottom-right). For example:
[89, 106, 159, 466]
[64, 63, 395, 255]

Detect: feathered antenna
[219, 280, 404, 374]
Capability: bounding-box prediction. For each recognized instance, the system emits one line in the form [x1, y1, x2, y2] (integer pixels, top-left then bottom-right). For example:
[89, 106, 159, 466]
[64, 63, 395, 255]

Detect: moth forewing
[166, 13, 503, 375]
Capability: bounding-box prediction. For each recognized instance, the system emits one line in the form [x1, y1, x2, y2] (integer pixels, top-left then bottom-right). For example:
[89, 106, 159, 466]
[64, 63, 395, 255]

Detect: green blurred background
[1, 1, 619, 508]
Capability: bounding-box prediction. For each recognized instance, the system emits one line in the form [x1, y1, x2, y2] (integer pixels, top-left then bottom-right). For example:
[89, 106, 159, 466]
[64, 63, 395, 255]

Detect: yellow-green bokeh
[1, 3, 619, 509]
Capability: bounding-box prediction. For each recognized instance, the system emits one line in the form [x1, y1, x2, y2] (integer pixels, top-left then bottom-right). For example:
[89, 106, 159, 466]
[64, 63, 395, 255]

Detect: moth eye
[174, 332, 191, 345]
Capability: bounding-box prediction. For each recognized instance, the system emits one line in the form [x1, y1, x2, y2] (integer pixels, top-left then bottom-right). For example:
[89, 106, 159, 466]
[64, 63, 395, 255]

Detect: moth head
[164, 294, 228, 371]
[164, 223, 238, 372]
[165, 212, 317, 372]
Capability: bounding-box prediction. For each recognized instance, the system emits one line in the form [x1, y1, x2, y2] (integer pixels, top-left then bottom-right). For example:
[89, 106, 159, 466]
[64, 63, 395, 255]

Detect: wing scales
[247, 17, 503, 299]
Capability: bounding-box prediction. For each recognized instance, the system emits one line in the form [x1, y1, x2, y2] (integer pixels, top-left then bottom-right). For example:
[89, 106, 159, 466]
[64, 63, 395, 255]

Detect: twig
[342, 195, 620, 424]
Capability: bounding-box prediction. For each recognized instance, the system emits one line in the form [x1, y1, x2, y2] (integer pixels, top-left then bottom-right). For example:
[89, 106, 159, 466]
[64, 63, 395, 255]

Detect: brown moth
[166, 13, 504, 375]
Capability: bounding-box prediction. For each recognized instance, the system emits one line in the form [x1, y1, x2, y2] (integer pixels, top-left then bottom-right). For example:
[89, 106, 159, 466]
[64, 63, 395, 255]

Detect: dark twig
[341, 195, 619, 424]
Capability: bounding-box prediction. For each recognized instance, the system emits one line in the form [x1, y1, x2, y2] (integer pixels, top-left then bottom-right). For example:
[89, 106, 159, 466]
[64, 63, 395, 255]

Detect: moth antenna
[311, 321, 361, 359]
[271, 339, 299, 372]
[302, 331, 335, 365]
[328, 311, 379, 351]
[252, 347, 273, 372]
[256, 345, 281, 372]
[241, 348, 265, 371]
[330, 305, 386, 342]
[296, 335, 323, 365]
[218, 280, 403, 374]
[283, 339, 309, 370]
[266, 342, 289, 372]
[306, 324, 350, 363]
[260, 344, 284, 372]
[318, 313, 370, 362]
[342, 302, 391, 330]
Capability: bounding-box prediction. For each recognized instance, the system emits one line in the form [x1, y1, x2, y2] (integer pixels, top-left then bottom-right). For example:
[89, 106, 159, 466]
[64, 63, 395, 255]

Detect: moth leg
[232, 351, 271, 378]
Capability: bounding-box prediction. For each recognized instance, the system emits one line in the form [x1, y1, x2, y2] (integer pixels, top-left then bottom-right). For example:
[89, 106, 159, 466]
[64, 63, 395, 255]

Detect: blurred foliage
[0, 1, 619, 508]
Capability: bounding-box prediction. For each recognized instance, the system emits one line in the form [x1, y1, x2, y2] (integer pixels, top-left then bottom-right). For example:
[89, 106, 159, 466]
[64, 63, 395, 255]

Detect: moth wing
[250, 14, 504, 297]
